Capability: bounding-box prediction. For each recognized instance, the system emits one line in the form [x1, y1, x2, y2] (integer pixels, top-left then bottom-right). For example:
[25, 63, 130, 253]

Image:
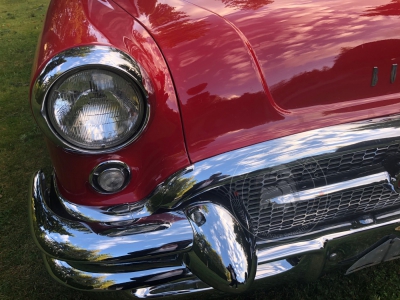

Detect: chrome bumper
[30, 171, 257, 295]
[30, 170, 400, 298]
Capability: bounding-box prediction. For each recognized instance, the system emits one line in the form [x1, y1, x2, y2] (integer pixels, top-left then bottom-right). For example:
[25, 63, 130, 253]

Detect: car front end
[29, 0, 400, 298]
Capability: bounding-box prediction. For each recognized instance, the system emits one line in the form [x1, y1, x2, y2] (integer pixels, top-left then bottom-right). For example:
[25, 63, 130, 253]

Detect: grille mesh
[258, 143, 400, 184]
[252, 185, 399, 238]
[220, 143, 400, 239]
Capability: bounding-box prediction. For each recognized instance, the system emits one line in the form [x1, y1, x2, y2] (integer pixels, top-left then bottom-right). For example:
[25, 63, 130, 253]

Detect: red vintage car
[29, 0, 400, 297]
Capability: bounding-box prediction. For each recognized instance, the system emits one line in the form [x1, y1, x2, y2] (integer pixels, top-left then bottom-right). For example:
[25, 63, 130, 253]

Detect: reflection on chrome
[45, 256, 188, 291]
[53, 115, 400, 224]
[54, 173, 141, 223]
[30, 170, 400, 295]
[39, 205, 400, 292]
[30, 171, 193, 263]
[185, 202, 257, 293]
[257, 213, 400, 265]
[376, 210, 400, 220]
[132, 259, 296, 297]
[165, 115, 400, 208]
[133, 275, 212, 298]
[268, 172, 392, 205]
[255, 259, 294, 280]
[258, 240, 324, 264]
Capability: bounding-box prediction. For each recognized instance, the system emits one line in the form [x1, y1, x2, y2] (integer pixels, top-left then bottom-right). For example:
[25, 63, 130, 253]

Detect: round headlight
[46, 68, 145, 150]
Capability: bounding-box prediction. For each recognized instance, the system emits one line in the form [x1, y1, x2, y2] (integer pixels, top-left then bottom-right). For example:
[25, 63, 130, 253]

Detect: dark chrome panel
[345, 237, 400, 275]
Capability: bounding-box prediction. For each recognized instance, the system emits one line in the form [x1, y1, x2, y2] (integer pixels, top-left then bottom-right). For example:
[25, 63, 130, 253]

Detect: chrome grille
[253, 185, 399, 238]
[222, 143, 400, 239]
[261, 143, 400, 183]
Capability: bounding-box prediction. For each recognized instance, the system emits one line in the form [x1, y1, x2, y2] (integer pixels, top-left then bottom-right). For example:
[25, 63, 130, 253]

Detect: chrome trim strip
[133, 276, 213, 298]
[255, 259, 294, 280]
[371, 66, 379, 86]
[31, 45, 150, 154]
[257, 216, 400, 264]
[258, 240, 324, 264]
[256, 222, 352, 244]
[44, 257, 294, 293]
[54, 115, 400, 222]
[391, 64, 398, 84]
[376, 210, 400, 220]
[30, 171, 193, 263]
[53, 175, 149, 222]
[133, 259, 295, 298]
[45, 256, 189, 291]
[268, 172, 392, 205]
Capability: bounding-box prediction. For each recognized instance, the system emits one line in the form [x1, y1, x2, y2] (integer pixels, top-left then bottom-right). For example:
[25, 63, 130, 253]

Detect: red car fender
[115, 0, 400, 162]
[30, 0, 190, 206]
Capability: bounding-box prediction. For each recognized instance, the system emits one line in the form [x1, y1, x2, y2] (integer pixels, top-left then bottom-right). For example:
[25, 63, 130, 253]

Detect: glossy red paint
[115, 0, 400, 163]
[30, 0, 190, 205]
[32, 0, 400, 205]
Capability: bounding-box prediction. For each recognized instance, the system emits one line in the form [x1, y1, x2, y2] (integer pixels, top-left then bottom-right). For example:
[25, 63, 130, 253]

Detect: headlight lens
[46, 69, 145, 150]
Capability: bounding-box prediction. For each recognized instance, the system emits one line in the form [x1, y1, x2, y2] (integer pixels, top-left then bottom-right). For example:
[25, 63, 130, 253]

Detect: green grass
[0, 0, 89, 299]
[2, 0, 400, 299]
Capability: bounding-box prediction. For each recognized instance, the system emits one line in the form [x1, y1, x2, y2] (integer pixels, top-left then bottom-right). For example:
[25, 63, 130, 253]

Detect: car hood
[114, 0, 400, 162]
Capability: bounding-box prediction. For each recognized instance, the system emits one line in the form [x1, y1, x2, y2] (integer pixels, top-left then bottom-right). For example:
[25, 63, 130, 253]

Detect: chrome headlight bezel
[31, 46, 150, 154]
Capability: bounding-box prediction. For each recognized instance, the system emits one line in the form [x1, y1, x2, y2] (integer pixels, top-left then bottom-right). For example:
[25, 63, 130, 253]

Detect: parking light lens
[98, 169, 125, 192]
[90, 161, 131, 194]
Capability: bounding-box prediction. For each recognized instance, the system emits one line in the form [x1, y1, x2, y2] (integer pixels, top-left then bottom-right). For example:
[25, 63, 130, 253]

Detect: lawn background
[1, 0, 400, 299]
